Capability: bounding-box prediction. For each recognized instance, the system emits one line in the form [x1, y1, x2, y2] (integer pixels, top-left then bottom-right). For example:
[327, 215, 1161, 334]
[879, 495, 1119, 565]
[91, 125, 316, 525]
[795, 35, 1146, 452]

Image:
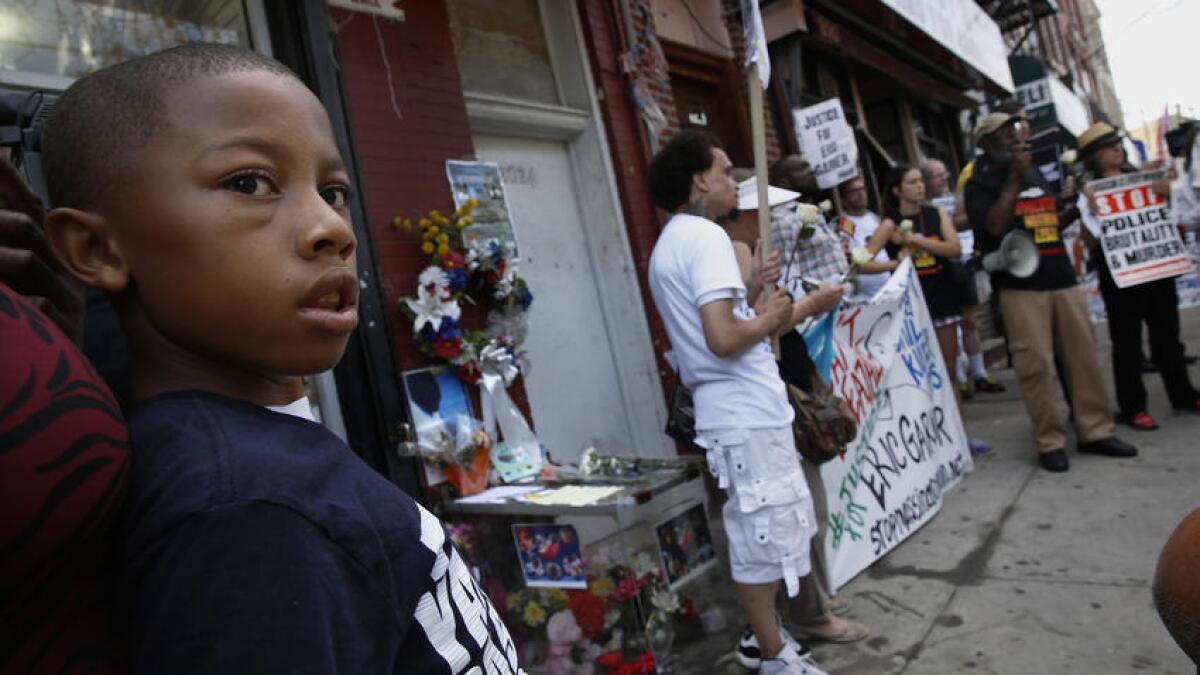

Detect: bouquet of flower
[396, 201, 533, 386]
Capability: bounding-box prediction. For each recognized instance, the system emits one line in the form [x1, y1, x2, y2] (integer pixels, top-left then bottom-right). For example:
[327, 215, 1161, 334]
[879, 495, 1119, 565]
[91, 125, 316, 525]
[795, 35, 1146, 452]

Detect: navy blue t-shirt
[117, 391, 522, 674]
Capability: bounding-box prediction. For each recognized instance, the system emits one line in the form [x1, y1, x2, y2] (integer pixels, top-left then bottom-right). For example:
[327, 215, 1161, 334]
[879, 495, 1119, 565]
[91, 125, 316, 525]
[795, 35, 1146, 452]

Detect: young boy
[40, 43, 521, 673]
[645, 131, 835, 675]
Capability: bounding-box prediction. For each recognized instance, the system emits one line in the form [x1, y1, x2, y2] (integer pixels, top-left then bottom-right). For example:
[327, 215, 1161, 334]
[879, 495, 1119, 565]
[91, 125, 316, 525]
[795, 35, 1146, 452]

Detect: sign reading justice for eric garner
[793, 98, 858, 190]
[1086, 170, 1193, 288]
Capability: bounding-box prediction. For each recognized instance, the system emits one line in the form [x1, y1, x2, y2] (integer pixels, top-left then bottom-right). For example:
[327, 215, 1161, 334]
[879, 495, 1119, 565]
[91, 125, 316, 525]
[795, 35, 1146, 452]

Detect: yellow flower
[467, 197, 478, 208]
[392, 216, 403, 229]
[430, 210, 441, 219]
[459, 216, 473, 226]
[428, 225, 439, 237]
[547, 589, 568, 604]
[523, 602, 547, 627]
[419, 218, 432, 229]
[589, 577, 614, 598]
[436, 233, 450, 245]
[437, 243, 450, 254]
[421, 241, 435, 254]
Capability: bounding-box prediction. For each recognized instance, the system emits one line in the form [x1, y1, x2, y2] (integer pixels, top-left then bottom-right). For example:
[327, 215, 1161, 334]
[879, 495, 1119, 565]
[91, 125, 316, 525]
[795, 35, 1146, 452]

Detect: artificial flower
[434, 337, 464, 360]
[458, 361, 482, 384]
[418, 266, 449, 290]
[405, 290, 461, 333]
[467, 197, 478, 207]
[818, 199, 833, 212]
[851, 246, 873, 267]
[437, 244, 450, 255]
[523, 601, 547, 627]
[649, 585, 680, 614]
[567, 591, 606, 639]
[421, 241, 435, 254]
[796, 202, 821, 225]
[441, 250, 466, 269]
[632, 552, 659, 578]
[589, 576, 615, 599]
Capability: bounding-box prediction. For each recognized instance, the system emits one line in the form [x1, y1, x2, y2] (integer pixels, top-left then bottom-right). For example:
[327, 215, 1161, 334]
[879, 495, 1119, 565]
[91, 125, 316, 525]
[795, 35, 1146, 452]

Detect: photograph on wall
[402, 367, 475, 485]
[511, 523, 587, 589]
[654, 502, 717, 589]
[446, 160, 520, 256]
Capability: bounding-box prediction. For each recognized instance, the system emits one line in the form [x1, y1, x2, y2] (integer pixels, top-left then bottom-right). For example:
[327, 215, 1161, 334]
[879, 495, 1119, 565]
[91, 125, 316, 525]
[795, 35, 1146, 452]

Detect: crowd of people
[644, 98, 1200, 672]
[2, 42, 1198, 675]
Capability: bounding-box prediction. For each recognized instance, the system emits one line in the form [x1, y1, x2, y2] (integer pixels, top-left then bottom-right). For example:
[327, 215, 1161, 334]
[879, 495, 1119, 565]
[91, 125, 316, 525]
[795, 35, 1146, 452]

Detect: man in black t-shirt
[964, 113, 1136, 472]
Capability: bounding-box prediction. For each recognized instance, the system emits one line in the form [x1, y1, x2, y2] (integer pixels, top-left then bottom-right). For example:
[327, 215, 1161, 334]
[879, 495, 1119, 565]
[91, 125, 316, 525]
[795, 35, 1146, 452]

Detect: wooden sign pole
[749, 62, 781, 358]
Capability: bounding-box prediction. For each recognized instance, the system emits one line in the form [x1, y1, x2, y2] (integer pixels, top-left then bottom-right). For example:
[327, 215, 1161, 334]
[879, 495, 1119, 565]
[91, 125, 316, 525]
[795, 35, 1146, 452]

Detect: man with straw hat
[963, 113, 1137, 472]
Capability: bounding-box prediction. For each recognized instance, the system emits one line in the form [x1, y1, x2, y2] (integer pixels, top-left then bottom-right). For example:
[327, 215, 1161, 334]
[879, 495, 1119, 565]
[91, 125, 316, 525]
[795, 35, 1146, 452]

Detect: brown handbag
[786, 372, 858, 464]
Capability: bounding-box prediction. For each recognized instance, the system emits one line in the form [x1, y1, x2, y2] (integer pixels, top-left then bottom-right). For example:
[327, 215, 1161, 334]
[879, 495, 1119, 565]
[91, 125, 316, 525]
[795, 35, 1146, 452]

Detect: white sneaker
[733, 624, 802, 669]
[760, 643, 828, 675]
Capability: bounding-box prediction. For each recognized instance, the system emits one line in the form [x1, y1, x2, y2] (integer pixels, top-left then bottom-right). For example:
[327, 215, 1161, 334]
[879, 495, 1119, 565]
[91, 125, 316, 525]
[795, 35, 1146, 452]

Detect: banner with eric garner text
[1084, 170, 1193, 289]
[816, 260, 974, 591]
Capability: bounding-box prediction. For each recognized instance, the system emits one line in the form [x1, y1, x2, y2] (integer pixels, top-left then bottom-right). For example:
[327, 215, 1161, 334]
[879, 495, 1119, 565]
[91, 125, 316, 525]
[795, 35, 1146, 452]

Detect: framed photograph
[446, 160, 520, 256]
[402, 367, 475, 485]
[655, 502, 717, 589]
[511, 523, 587, 589]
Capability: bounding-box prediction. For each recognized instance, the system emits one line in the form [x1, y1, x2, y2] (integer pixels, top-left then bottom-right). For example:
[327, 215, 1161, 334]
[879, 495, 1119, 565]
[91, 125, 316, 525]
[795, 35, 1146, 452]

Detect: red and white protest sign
[1085, 170, 1193, 288]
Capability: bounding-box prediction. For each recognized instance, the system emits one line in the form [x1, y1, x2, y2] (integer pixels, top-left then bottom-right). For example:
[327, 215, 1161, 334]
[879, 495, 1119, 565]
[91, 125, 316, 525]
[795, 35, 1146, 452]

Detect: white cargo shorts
[696, 426, 817, 596]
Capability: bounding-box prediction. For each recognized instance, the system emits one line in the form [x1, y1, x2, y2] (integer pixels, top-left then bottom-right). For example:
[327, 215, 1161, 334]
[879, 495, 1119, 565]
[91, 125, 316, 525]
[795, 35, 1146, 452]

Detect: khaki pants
[998, 286, 1115, 452]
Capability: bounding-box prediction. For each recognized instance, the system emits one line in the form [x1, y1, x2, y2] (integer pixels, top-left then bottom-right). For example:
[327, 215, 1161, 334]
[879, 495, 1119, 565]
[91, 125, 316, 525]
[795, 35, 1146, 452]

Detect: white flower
[898, 219, 913, 233]
[818, 199, 833, 212]
[1061, 149, 1077, 165]
[405, 292, 461, 333]
[851, 246, 873, 267]
[649, 585, 681, 614]
[418, 265, 448, 290]
[632, 551, 660, 578]
[796, 203, 821, 225]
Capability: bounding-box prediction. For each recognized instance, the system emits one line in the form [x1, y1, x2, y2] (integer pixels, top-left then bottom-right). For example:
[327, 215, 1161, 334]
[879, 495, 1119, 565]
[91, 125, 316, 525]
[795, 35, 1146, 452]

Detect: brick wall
[330, 5, 533, 418]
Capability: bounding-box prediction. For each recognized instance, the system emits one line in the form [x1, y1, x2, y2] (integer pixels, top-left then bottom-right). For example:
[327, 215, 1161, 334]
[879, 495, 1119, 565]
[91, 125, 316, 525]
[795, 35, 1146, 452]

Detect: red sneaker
[1124, 411, 1159, 431]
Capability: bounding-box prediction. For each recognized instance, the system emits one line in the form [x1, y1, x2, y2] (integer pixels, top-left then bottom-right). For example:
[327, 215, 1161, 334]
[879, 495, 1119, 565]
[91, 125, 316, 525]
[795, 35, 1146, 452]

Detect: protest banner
[813, 260, 974, 591]
[793, 98, 858, 190]
[1085, 170, 1193, 289]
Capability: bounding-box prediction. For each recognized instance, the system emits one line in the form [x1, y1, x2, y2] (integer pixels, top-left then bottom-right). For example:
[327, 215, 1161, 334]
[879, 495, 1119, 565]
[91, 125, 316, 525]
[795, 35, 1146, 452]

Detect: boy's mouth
[299, 267, 359, 333]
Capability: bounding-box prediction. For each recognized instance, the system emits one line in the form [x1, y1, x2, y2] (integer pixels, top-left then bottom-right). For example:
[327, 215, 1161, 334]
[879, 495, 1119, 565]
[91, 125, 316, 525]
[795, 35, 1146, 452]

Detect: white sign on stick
[1085, 170, 1193, 288]
[815, 261, 974, 591]
[793, 98, 858, 190]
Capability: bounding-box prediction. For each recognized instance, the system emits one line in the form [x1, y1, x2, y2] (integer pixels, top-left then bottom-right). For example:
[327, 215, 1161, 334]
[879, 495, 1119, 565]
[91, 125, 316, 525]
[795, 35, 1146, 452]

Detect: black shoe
[1038, 449, 1069, 472]
[1077, 436, 1138, 457]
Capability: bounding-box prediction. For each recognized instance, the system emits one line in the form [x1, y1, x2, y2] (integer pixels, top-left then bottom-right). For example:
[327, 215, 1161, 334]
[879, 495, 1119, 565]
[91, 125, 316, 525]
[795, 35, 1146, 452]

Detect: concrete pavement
[671, 309, 1200, 674]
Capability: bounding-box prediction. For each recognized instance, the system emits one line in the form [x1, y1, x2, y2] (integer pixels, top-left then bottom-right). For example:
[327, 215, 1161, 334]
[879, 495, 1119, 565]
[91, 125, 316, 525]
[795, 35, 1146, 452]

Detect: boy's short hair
[647, 130, 720, 212]
[43, 43, 298, 210]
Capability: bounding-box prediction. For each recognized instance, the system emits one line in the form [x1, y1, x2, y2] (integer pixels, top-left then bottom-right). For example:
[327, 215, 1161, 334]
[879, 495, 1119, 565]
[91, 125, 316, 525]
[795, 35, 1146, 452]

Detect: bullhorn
[982, 230, 1040, 278]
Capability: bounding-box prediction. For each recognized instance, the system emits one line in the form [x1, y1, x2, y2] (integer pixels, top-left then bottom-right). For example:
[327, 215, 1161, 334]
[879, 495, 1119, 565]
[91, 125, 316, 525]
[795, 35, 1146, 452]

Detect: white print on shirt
[415, 507, 523, 674]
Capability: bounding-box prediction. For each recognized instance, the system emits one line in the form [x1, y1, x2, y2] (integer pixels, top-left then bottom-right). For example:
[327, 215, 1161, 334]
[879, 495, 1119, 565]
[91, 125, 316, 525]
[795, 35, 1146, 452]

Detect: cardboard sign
[793, 98, 858, 190]
[1086, 170, 1193, 288]
[814, 261, 974, 591]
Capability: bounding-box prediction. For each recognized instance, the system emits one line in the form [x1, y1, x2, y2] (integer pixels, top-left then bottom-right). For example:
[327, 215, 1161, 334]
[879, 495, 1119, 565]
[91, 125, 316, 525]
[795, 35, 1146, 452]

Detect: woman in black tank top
[863, 164, 973, 418]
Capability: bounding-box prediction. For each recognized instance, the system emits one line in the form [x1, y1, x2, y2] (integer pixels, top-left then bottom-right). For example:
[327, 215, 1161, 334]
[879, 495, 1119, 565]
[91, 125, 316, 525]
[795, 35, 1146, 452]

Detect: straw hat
[1077, 122, 1122, 158]
[973, 112, 1017, 144]
[737, 176, 800, 211]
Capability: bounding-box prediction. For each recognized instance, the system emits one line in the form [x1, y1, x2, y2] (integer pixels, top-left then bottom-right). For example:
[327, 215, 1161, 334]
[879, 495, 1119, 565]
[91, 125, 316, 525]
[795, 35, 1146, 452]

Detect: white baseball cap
[737, 176, 800, 211]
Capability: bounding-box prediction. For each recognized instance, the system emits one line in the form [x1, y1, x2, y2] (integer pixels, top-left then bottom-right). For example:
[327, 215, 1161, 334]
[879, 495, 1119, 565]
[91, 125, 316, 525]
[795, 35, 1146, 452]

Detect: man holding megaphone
[963, 112, 1137, 472]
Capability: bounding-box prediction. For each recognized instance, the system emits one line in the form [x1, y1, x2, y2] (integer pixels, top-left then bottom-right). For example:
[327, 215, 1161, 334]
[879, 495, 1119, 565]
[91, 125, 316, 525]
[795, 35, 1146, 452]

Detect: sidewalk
[672, 309, 1199, 674]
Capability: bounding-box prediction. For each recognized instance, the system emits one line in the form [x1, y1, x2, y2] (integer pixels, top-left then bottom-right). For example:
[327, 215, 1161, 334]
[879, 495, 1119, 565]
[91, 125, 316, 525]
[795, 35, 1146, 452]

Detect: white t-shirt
[841, 211, 891, 299]
[648, 214, 793, 431]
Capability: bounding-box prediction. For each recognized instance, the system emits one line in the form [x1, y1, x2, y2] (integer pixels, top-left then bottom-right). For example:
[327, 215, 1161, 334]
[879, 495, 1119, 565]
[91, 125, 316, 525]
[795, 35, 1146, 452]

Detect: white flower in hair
[818, 199, 833, 212]
[796, 203, 821, 225]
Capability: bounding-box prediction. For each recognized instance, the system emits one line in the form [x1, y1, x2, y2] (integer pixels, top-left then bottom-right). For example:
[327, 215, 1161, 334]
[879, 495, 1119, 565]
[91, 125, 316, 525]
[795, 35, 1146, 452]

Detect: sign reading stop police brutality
[814, 261, 973, 591]
[794, 98, 858, 190]
[1086, 170, 1194, 288]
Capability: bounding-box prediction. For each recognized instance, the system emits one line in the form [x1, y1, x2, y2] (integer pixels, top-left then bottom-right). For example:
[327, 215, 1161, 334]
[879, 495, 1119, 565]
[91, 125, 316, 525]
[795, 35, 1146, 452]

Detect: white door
[473, 134, 635, 464]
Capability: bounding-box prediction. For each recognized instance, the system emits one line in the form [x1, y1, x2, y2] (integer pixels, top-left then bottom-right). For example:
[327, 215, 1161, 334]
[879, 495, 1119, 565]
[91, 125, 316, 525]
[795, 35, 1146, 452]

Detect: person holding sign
[646, 131, 830, 675]
[1076, 122, 1200, 430]
[964, 113, 1136, 472]
[863, 165, 991, 456]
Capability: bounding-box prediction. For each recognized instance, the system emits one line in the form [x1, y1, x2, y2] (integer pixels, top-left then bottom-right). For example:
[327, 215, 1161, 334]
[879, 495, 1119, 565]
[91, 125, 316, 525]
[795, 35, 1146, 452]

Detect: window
[0, 1, 255, 90]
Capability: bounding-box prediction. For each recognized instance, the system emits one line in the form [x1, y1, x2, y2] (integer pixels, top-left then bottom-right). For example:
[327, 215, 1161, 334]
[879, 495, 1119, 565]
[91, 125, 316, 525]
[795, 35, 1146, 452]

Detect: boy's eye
[320, 185, 350, 208]
[223, 172, 276, 197]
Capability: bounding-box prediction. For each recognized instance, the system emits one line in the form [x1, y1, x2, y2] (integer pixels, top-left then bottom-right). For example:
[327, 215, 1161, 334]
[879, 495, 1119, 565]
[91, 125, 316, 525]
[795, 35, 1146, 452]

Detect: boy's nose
[299, 201, 356, 262]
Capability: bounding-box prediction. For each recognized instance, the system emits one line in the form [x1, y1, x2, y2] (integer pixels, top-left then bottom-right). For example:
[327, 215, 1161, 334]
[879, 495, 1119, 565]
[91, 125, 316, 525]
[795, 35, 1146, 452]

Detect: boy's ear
[43, 207, 130, 293]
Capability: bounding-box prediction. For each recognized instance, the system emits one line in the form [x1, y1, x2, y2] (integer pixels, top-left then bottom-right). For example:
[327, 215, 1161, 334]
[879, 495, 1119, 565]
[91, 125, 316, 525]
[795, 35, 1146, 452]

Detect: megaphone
[982, 230, 1040, 278]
